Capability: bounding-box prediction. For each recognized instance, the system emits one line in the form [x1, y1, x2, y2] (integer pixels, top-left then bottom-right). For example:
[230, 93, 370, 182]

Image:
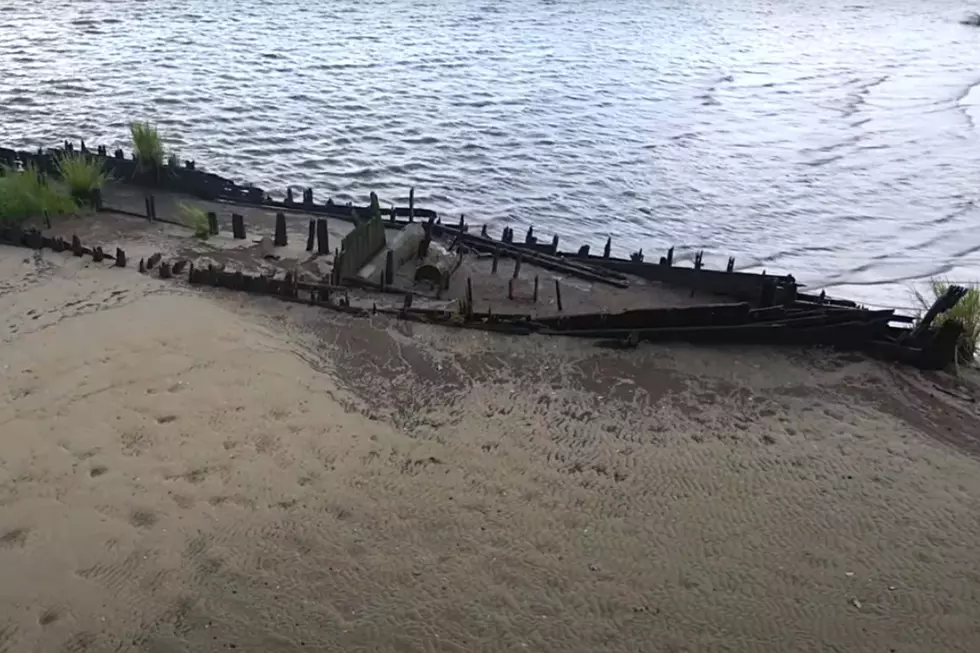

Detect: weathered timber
[231, 213, 246, 239]
[274, 212, 287, 247]
[207, 211, 219, 235]
[910, 284, 968, 341]
[71, 235, 83, 256]
[443, 231, 629, 288]
[306, 219, 315, 252]
[316, 219, 329, 254]
[535, 303, 752, 331]
[115, 248, 127, 268]
[158, 261, 172, 279]
[147, 252, 162, 269]
[555, 279, 563, 311]
[384, 250, 394, 288]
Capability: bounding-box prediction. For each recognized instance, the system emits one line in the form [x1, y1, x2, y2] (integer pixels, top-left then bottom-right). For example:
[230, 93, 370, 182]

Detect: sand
[2, 242, 980, 653]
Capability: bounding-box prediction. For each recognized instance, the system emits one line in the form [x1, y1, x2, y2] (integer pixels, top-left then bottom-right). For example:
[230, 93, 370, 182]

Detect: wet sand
[2, 239, 980, 653]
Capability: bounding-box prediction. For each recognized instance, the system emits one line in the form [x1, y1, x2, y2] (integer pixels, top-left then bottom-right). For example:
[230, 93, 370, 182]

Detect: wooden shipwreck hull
[0, 140, 966, 372]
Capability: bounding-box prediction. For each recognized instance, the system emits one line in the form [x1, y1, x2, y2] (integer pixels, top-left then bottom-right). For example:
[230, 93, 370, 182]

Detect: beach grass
[914, 277, 980, 363]
[179, 202, 211, 239]
[130, 121, 165, 168]
[0, 164, 77, 225]
[55, 153, 110, 195]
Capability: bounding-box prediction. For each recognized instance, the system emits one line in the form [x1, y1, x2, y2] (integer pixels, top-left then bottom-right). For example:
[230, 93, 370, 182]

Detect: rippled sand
[2, 244, 980, 652]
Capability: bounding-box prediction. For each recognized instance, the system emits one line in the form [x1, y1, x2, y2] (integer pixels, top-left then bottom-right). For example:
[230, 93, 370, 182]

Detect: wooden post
[726, 257, 735, 273]
[603, 236, 611, 258]
[207, 211, 219, 235]
[578, 244, 590, 257]
[92, 246, 104, 263]
[459, 214, 465, 230]
[408, 187, 415, 223]
[465, 277, 473, 318]
[508, 277, 514, 300]
[666, 247, 674, 267]
[138, 258, 146, 273]
[172, 260, 187, 275]
[286, 187, 294, 206]
[232, 213, 246, 239]
[92, 188, 103, 210]
[114, 248, 127, 268]
[533, 275, 539, 303]
[306, 219, 315, 252]
[71, 235, 83, 257]
[147, 253, 162, 269]
[555, 279, 563, 311]
[158, 261, 172, 279]
[525, 225, 534, 244]
[491, 247, 499, 274]
[551, 234, 559, 254]
[384, 250, 394, 289]
[513, 254, 522, 279]
[305, 187, 314, 206]
[370, 192, 381, 221]
[144, 196, 152, 220]
[274, 212, 287, 246]
[481, 224, 488, 237]
[694, 251, 703, 270]
[316, 219, 329, 254]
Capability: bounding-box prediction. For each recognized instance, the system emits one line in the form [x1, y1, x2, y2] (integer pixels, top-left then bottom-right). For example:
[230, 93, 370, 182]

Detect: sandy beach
[2, 239, 980, 652]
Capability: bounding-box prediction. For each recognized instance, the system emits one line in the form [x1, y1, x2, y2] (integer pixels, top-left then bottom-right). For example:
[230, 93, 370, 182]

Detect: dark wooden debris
[316, 219, 329, 255]
[232, 213, 246, 239]
[274, 212, 287, 247]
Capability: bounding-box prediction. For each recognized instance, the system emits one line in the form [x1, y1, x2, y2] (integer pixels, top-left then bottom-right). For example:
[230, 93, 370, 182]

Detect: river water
[2, 0, 979, 309]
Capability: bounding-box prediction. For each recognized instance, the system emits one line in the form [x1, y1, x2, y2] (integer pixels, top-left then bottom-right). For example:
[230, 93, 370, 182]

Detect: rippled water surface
[2, 0, 980, 308]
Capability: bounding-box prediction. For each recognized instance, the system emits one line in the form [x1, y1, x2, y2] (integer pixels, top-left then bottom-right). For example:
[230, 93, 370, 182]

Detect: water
[2, 0, 979, 310]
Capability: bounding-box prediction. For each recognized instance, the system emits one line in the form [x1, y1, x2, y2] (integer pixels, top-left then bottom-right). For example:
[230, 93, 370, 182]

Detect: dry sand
[2, 241, 980, 652]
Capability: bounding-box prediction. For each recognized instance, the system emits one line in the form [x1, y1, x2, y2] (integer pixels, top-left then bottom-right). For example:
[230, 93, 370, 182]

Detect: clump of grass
[0, 164, 76, 225]
[914, 277, 980, 364]
[55, 153, 110, 195]
[129, 121, 164, 168]
[179, 202, 210, 239]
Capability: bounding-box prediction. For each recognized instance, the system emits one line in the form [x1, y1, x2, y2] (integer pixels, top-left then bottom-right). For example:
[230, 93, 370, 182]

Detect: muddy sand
[2, 235, 980, 652]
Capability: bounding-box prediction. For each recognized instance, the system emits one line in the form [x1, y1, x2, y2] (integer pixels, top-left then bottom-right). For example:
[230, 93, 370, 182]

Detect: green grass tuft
[179, 202, 210, 239]
[914, 277, 980, 364]
[130, 121, 165, 168]
[0, 164, 77, 225]
[55, 153, 110, 195]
